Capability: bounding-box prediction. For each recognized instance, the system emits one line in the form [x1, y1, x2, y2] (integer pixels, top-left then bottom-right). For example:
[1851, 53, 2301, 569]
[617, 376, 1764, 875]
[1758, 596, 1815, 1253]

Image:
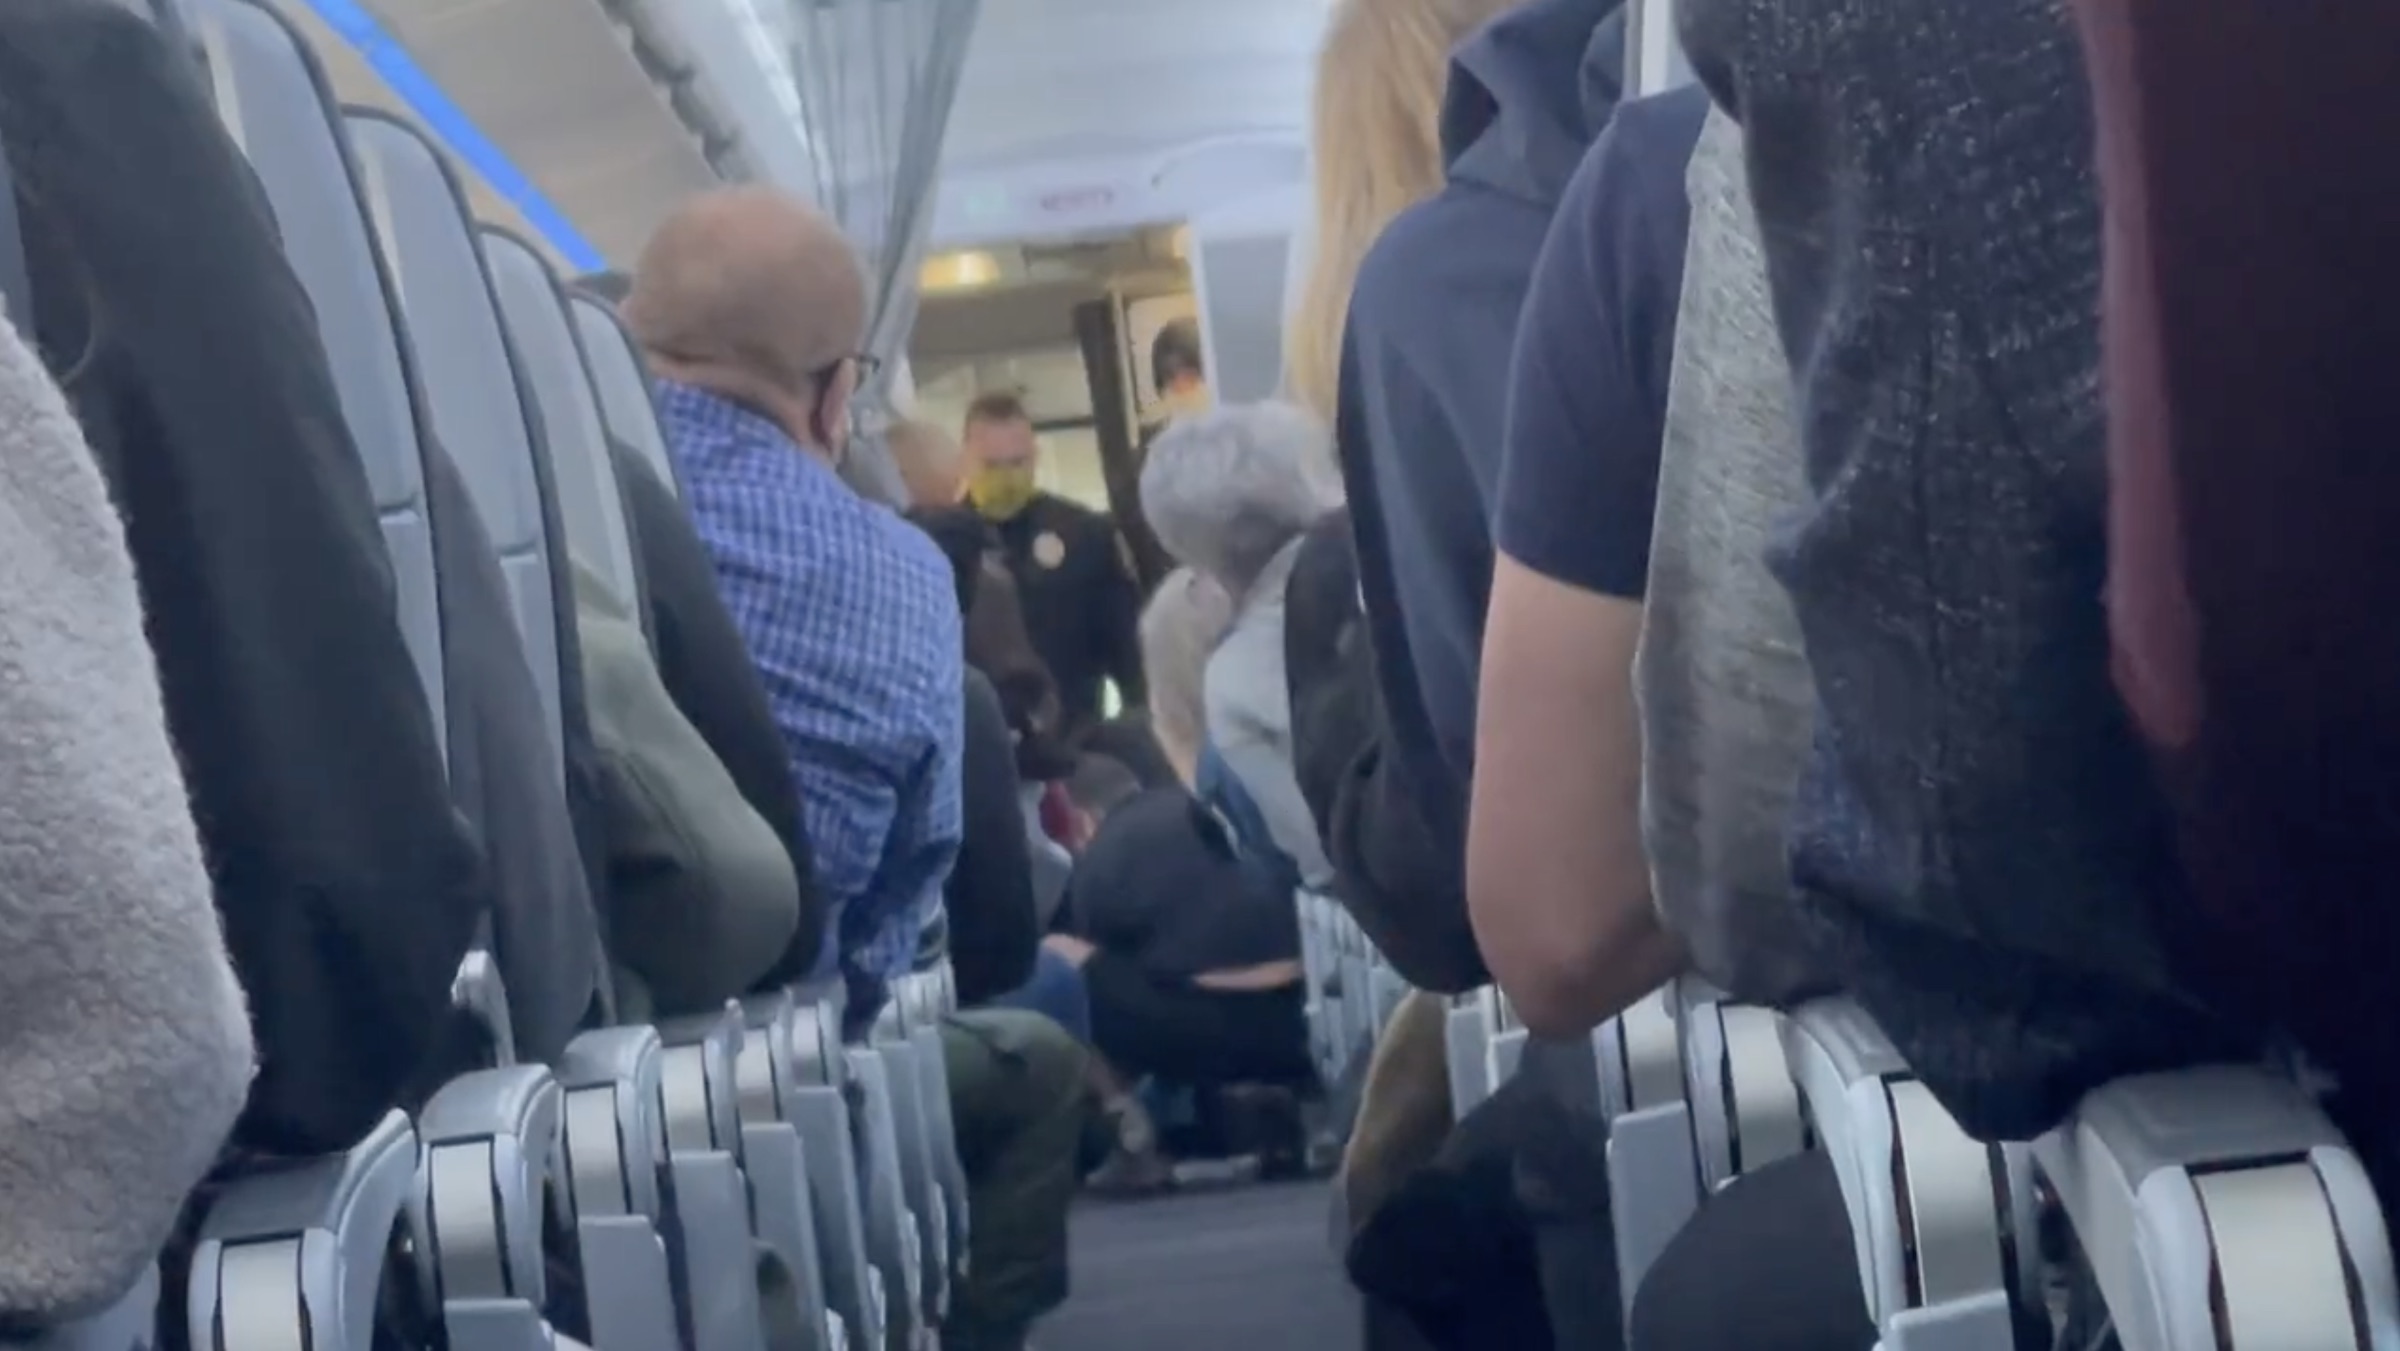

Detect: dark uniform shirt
[990, 491, 1145, 738]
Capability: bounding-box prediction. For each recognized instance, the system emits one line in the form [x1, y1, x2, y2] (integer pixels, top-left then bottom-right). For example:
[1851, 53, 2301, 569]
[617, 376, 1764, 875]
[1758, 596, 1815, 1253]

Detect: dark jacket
[950, 670, 1041, 1005]
[616, 442, 828, 984]
[1286, 513, 1486, 993]
[1338, 0, 1629, 786]
[912, 505, 1076, 779]
[0, 0, 486, 1153]
[1292, 0, 1630, 996]
[991, 492, 1146, 737]
[1681, 0, 2245, 1137]
[1067, 787, 1301, 980]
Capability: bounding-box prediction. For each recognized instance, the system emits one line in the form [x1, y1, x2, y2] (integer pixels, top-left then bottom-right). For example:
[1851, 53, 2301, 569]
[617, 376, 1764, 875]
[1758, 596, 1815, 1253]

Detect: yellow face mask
[967, 464, 1039, 521]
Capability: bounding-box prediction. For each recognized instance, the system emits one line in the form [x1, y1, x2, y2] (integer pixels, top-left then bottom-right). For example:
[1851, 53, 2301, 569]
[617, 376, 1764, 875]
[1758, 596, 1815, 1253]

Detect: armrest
[1590, 988, 1698, 1319]
[1444, 989, 1497, 1121]
[783, 994, 846, 1091]
[451, 950, 516, 1067]
[1593, 988, 1682, 1121]
[186, 1112, 419, 1351]
[2034, 1066, 2397, 1351]
[735, 992, 799, 1126]
[1780, 999, 2027, 1339]
[843, 1047, 926, 1338]
[414, 1066, 564, 1310]
[1678, 983, 1804, 1190]
[556, 1027, 668, 1222]
[655, 1007, 747, 1158]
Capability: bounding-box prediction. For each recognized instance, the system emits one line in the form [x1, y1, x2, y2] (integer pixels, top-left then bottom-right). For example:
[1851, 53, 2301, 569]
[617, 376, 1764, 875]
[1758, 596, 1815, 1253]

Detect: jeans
[992, 946, 1092, 1044]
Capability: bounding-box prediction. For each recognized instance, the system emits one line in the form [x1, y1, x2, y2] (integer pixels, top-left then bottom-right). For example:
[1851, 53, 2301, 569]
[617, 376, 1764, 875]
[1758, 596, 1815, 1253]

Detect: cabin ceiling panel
[332, 0, 721, 267]
[936, 0, 1331, 173]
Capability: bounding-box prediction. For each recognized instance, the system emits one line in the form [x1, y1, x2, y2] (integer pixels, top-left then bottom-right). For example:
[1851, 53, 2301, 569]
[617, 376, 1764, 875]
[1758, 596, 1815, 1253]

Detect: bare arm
[1467, 553, 1682, 1037]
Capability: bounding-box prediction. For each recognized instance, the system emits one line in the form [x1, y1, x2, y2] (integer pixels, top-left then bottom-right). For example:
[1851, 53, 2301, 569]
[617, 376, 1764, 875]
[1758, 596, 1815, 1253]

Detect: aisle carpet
[1041, 1182, 1359, 1350]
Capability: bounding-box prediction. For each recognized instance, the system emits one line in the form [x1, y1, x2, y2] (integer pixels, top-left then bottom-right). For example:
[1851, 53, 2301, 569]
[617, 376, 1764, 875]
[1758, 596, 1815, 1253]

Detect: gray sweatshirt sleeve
[0, 315, 255, 1320]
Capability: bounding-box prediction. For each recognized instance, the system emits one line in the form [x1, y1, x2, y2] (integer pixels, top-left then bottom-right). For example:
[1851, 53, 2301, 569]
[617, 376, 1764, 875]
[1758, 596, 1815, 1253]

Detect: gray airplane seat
[169, 6, 472, 1350]
[1780, 1000, 2039, 1351]
[564, 293, 683, 497]
[1676, 980, 1806, 1194]
[873, 942, 968, 1323]
[845, 992, 931, 1351]
[481, 222, 796, 1351]
[1589, 986, 1699, 1319]
[561, 278, 869, 1349]
[328, 104, 683, 1351]
[783, 992, 886, 1351]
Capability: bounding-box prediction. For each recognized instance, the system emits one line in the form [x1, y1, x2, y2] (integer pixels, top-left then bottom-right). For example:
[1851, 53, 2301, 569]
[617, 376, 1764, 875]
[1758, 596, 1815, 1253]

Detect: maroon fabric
[2079, 0, 2400, 1120]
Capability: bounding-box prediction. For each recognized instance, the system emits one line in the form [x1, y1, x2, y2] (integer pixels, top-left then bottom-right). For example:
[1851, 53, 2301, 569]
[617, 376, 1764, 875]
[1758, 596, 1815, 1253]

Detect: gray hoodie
[0, 314, 254, 1321]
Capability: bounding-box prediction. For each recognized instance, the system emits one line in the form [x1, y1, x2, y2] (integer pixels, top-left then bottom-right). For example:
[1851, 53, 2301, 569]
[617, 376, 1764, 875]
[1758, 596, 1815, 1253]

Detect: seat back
[567, 292, 681, 497]
[193, 0, 444, 746]
[198, 0, 609, 1062]
[479, 227, 641, 609]
[346, 110, 564, 770]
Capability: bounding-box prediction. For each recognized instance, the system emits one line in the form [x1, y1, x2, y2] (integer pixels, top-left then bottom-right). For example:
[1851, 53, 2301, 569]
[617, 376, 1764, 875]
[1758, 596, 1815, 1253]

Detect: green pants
[939, 1008, 1089, 1351]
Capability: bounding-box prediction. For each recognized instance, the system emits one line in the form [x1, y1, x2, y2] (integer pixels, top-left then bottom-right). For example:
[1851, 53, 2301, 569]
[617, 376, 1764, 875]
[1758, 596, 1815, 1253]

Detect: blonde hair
[886, 417, 962, 506]
[1284, 0, 1514, 423]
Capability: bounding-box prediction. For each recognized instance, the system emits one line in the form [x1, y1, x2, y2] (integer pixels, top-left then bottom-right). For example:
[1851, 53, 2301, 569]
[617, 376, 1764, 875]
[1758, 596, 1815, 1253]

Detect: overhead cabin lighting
[920, 250, 1002, 292]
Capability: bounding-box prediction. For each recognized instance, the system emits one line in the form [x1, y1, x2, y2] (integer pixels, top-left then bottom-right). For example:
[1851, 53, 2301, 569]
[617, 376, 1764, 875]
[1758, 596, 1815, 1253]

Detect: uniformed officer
[959, 390, 1146, 740]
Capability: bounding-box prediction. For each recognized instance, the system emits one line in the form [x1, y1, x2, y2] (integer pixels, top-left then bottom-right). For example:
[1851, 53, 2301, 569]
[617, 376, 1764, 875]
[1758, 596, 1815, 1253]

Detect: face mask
[967, 465, 1039, 521]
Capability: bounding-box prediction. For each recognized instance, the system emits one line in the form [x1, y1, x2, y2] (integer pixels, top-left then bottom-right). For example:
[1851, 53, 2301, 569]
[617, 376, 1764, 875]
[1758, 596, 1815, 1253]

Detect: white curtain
[784, 0, 983, 504]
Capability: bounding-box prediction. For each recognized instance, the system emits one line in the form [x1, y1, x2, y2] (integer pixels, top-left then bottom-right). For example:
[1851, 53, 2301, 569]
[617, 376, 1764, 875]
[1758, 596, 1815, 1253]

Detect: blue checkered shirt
[655, 381, 963, 1019]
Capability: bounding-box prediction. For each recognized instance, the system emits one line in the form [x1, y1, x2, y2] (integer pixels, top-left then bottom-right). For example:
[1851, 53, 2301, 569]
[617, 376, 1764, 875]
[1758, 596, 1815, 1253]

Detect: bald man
[889, 416, 965, 511]
[625, 190, 1084, 1351]
[625, 185, 959, 1024]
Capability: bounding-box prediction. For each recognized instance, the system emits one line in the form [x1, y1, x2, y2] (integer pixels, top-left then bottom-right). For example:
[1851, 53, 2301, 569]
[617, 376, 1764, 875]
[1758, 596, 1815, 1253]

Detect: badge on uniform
[1032, 531, 1067, 569]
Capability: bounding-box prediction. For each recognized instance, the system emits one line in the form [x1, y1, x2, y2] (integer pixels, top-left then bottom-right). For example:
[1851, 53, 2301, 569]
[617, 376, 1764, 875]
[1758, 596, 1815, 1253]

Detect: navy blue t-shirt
[1494, 85, 1711, 600]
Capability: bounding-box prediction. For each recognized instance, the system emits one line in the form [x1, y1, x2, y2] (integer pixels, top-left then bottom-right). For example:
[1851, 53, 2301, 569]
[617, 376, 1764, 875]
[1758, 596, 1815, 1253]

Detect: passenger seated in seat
[1051, 568, 1311, 1193]
[622, 187, 962, 1033]
[0, 303, 254, 1326]
[1486, 94, 1872, 1351]
[1311, 2, 1647, 1343]
[1140, 401, 1340, 888]
[566, 557, 802, 1019]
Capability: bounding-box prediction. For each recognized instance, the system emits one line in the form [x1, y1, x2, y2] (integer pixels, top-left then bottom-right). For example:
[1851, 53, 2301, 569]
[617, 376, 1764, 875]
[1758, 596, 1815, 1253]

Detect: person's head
[1140, 400, 1339, 595]
[622, 186, 869, 463]
[888, 417, 965, 510]
[1283, 0, 1514, 424]
[1062, 754, 1144, 850]
[1138, 567, 1236, 786]
[1150, 315, 1207, 405]
[960, 389, 1043, 521]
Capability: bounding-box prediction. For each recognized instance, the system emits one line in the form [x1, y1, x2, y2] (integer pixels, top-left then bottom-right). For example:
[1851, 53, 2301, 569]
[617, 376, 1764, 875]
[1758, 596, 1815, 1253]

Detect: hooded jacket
[1290, 0, 1627, 989]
